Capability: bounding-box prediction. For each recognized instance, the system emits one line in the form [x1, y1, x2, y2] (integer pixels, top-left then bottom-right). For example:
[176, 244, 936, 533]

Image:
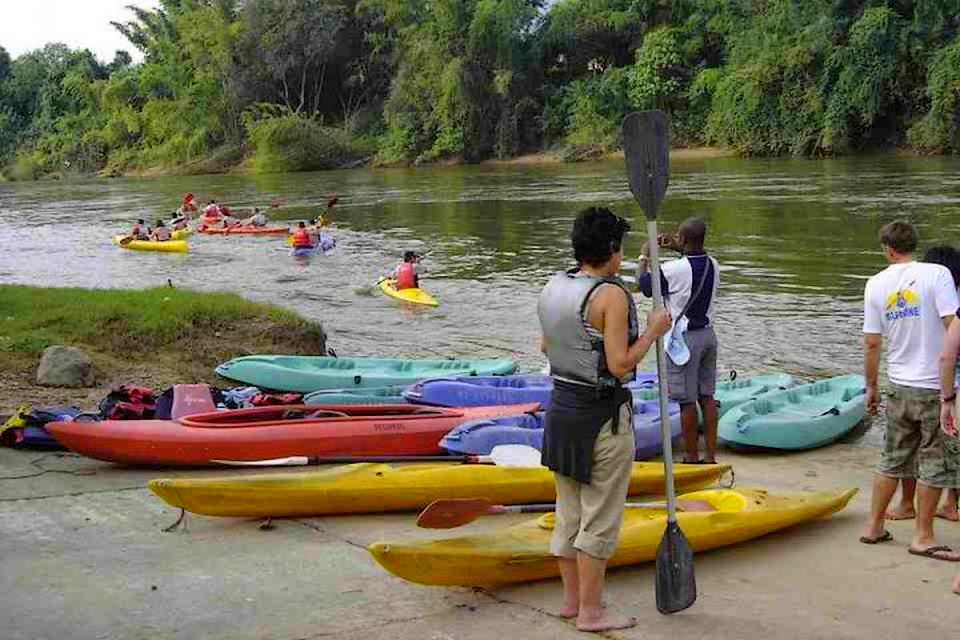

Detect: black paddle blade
[622, 111, 671, 220]
[654, 521, 697, 614]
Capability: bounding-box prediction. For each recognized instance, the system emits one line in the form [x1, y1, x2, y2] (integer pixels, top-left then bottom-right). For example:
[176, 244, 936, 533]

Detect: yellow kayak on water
[379, 278, 438, 306]
[171, 228, 192, 240]
[368, 487, 857, 587]
[147, 461, 731, 518]
[112, 235, 188, 253]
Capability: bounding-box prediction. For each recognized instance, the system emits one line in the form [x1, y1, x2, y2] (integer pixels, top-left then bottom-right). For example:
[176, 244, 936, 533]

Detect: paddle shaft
[495, 500, 670, 515]
[215, 454, 496, 466]
[647, 221, 680, 525]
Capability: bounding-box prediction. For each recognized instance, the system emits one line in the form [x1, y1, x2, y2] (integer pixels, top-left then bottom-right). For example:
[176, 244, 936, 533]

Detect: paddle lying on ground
[624, 109, 697, 615]
[416, 497, 716, 529]
[212, 443, 543, 468]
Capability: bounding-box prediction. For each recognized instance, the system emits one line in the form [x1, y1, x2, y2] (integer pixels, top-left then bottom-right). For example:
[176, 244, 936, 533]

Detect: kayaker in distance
[315, 194, 338, 228]
[170, 211, 188, 231]
[860, 220, 960, 560]
[131, 218, 151, 240]
[393, 251, 422, 290]
[291, 221, 314, 249]
[538, 207, 671, 632]
[636, 217, 721, 464]
[180, 193, 197, 215]
[151, 220, 171, 242]
[242, 207, 267, 228]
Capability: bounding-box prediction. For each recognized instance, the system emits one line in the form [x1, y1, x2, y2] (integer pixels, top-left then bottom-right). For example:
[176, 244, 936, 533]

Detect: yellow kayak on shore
[112, 235, 188, 253]
[368, 487, 857, 587]
[378, 278, 438, 307]
[147, 461, 731, 518]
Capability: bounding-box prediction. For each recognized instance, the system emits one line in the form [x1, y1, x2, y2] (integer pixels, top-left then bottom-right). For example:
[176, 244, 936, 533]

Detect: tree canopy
[3, 0, 960, 179]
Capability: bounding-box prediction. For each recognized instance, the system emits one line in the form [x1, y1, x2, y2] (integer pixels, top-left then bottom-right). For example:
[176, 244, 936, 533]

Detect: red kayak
[47, 403, 539, 466]
[198, 225, 290, 236]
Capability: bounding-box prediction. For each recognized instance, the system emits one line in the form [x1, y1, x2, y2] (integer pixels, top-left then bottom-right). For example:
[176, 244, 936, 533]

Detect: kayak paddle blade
[654, 521, 697, 614]
[489, 444, 542, 468]
[623, 111, 670, 220]
[417, 498, 495, 529]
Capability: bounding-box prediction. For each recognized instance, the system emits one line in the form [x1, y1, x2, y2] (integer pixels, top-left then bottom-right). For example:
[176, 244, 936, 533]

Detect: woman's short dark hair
[879, 220, 918, 255]
[571, 207, 631, 266]
[923, 244, 960, 287]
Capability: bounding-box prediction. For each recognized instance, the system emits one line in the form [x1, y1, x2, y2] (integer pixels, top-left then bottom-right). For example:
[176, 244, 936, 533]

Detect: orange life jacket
[292, 229, 313, 248]
[396, 262, 417, 290]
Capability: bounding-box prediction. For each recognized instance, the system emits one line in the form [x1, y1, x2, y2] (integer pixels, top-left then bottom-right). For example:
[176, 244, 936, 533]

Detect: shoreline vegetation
[0, 285, 326, 416]
[3, 2, 960, 182]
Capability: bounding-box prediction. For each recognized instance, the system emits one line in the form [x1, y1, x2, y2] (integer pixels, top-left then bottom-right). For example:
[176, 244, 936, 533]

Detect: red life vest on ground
[396, 262, 416, 290]
[292, 229, 313, 248]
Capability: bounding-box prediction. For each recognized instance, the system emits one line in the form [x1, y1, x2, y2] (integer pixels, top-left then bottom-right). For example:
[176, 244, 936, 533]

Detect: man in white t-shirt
[637, 217, 720, 463]
[861, 220, 959, 561]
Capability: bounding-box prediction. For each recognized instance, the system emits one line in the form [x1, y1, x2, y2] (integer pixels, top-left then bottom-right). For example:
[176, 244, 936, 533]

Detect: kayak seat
[841, 387, 866, 403]
[306, 410, 350, 419]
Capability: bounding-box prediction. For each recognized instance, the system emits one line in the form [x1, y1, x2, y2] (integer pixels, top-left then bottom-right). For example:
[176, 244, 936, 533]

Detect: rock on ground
[35, 346, 95, 388]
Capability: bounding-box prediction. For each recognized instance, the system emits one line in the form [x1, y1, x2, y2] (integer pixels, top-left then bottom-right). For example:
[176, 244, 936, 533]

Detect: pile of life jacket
[98, 385, 157, 420]
[0, 405, 88, 449]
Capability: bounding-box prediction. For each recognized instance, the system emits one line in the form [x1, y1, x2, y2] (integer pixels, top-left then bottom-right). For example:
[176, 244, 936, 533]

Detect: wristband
[943, 393, 957, 404]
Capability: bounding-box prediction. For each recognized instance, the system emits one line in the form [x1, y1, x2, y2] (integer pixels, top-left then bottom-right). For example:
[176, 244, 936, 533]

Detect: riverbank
[99, 147, 736, 178]
[0, 285, 327, 416]
[1, 440, 956, 639]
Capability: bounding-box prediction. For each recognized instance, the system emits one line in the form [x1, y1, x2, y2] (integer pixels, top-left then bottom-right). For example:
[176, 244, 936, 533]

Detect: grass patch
[0, 285, 327, 382]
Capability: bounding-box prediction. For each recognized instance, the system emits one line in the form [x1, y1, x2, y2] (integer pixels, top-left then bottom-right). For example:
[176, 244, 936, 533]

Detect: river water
[2, 155, 959, 446]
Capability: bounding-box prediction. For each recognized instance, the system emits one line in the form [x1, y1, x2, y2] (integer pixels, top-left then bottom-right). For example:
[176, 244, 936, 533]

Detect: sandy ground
[2, 432, 958, 640]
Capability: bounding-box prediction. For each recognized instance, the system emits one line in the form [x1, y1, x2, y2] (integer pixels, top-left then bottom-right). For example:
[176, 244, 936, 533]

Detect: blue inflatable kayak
[440, 398, 680, 460]
[404, 373, 657, 408]
[304, 386, 408, 405]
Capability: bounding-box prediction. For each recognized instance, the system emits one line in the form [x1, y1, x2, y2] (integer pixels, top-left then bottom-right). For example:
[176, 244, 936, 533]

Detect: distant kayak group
[113, 193, 336, 256]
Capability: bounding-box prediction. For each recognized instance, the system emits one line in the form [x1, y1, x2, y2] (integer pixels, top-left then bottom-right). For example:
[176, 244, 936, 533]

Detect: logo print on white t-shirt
[884, 285, 920, 322]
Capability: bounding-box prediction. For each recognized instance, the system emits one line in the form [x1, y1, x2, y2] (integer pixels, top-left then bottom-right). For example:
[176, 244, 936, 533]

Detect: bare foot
[953, 574, 960, 595]
[576, 608, 637, 633]
[936, 507, 960, 522]
[557, 605, 578, 619]
[885, 506, 916, 521]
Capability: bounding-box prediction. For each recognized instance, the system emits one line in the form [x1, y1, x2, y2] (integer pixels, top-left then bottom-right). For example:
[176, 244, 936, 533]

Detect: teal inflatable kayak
[718, 374, 866, 450]
[304, 386, 408, 405]
[632, 372, 797, 422]
[215, 355, 518, 393]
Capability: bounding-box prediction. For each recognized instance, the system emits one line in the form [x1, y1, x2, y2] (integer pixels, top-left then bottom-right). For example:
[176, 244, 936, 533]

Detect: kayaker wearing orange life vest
[292, 221, 314, 248]
[394, 251, 421, 290]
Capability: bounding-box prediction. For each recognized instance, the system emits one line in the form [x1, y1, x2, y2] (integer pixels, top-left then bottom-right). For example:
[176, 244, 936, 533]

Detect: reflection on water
[4, 155, 960, 447]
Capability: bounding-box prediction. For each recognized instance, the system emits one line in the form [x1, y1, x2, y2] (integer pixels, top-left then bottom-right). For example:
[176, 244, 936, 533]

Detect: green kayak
[304, 386, 408, 405]
[215, 355, 517, 393]
[718, 374, 866, 450]
[633, 372, 797, 422]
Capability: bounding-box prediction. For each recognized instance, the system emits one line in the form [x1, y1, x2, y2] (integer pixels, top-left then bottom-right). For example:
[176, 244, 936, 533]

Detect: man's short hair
[679, 217, 707, 246]
[879, 220, 918, 255]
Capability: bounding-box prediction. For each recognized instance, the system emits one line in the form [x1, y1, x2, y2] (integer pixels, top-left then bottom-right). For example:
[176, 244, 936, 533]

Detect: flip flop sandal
[907, 545, 960, 562]
[859, 531, 893, 544]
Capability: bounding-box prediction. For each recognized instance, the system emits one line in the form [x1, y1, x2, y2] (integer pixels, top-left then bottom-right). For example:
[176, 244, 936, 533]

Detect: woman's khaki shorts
[550, 403, 636, 560]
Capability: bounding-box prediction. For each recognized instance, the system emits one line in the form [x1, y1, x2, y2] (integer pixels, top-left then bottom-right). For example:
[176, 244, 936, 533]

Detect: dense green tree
[8, 0, 960, 179]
